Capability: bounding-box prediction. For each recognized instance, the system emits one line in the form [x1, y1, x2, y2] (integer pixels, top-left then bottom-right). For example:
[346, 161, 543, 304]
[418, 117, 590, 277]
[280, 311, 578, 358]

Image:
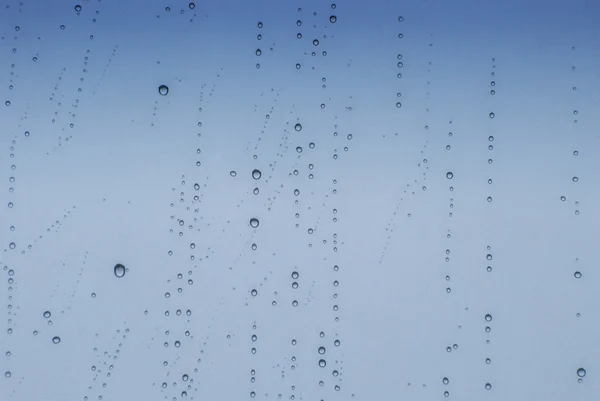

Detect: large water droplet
[52, 336, 61, 344]
[114, 263, 126, 278]
[158, 85, 169, 95]
[294, 123, 302, 132]
[252, 169, 262, 180]
[446, 172, 453, 179]
[250, 218, 259, 228]
[330, 15, 337, 23]
[577, 368, 586, 377]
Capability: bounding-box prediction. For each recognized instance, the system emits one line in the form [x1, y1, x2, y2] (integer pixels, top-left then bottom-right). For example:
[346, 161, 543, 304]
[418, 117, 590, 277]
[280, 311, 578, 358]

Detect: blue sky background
[1, 0, 600, 400]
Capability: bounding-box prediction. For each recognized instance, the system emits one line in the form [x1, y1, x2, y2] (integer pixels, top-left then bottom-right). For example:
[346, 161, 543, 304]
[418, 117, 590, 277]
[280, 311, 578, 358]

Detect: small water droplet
[489, 112, 495, 119]
[446, 172, 453, 179]
[330, 15, 337, 23]
[158, 85, 169, 95]
[252, 169, 262, 180]
[574, 271, 582, 279]
[52, 336, 61, 344]
[74, 4, 82, 11]
[294, 123, 302, 131]
[114, 263, 126, 278]
[43, 311, 51, 318]
[250, 218, 259, 228]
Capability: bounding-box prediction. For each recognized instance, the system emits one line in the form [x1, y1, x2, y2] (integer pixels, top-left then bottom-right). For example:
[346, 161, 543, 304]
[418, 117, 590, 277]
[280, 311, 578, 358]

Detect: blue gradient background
[1, 0, 600, 400]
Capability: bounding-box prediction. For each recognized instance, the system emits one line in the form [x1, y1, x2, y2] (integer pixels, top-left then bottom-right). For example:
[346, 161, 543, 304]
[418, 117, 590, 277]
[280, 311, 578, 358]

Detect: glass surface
[2, 0, 599, 400]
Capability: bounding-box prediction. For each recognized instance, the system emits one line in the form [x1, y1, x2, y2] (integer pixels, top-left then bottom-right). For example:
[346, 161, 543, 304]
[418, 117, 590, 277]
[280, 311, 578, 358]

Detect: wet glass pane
[2, 0, 599, 399]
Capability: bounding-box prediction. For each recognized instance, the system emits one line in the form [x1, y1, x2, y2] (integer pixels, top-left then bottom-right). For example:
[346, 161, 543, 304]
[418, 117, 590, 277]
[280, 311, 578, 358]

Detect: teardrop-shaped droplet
[114, 263, 126, 278]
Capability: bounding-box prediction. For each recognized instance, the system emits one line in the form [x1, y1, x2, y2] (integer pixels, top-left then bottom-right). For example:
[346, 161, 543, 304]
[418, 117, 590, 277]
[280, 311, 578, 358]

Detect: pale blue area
[1, 0, 599, 400]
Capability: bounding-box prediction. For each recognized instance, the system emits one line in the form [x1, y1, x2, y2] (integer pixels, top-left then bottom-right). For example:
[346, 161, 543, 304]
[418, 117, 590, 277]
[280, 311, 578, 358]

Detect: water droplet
[52, 336, 61, 344]
[189, 2, 195, 9]
[330, 15, 337, 23]
[294, 123, 302, 131]
[114, 263, 126, 278]
[318, 359, 326, 367]
[574, 271, 582, 279]
[252, 169, 262, 180]
[485, 383, 492, 390]
[230, 170, 237, 177]
[74, 4, 82, 11]
[258, 21, 263, 28]
[43, 311, 51, 318]
[250, 218, 259, 228]
[485, 314, 492, 322]
[313, 39, 320, 46]
[443, 377, 449, 385]
[572, 177, 579, 182]
[489, 112, 495, 119]
[251, 289, 257, 296]
[158, 85, 169, 96]
[446, 172, 453, 179]
[256, 49, 262, 56]
[318, 346, 326, 354]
